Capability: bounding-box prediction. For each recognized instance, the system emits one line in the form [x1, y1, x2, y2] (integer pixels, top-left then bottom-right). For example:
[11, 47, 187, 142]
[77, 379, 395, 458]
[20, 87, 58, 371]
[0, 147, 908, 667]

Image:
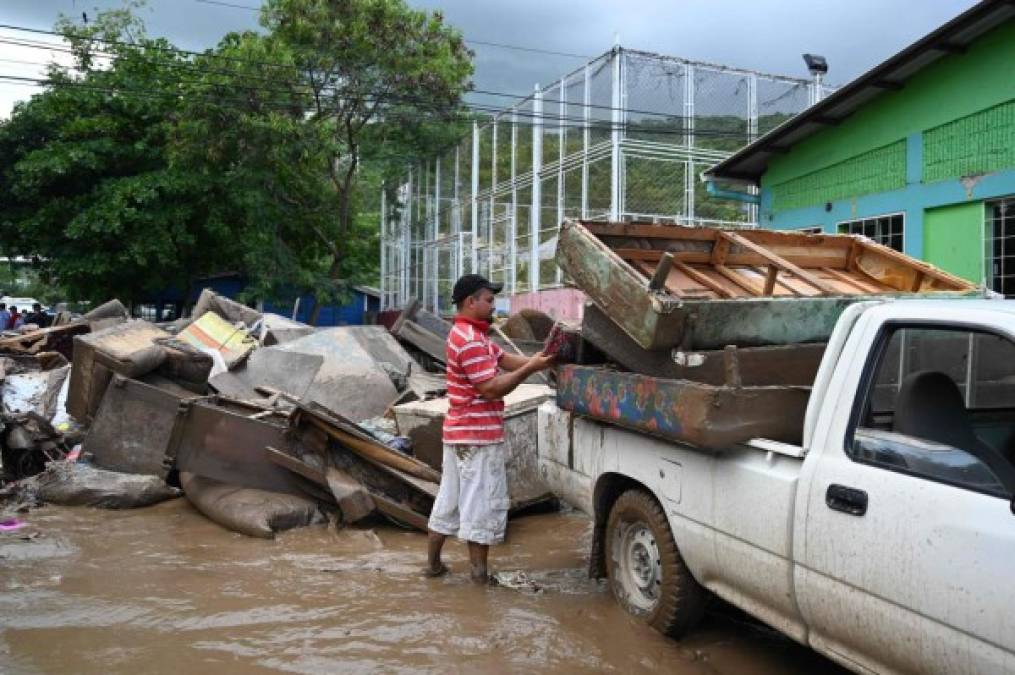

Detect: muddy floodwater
[1, 500, 843, 674]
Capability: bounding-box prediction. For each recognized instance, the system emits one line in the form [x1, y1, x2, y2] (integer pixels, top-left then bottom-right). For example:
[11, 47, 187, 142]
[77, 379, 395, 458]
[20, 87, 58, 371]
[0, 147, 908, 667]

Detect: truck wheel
[605, 488, 706, 637]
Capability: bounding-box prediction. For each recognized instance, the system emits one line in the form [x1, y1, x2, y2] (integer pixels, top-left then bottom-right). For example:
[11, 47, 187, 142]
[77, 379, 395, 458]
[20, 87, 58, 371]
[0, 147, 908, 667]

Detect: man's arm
[474, 352, 555, 401]
[498, 352, 530, 372]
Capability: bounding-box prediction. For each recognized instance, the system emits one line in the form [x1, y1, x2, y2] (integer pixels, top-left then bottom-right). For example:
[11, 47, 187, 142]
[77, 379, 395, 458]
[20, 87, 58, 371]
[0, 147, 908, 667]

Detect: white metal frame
[381, 47, 827, 312]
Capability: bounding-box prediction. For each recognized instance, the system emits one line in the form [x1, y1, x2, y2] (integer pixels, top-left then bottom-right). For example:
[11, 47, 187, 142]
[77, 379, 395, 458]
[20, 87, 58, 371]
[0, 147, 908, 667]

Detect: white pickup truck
[537, 299, 1015, 674]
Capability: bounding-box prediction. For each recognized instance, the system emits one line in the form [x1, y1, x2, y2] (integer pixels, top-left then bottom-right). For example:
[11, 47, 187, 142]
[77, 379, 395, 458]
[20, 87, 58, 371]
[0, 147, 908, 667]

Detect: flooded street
[1, 500, 841, 674]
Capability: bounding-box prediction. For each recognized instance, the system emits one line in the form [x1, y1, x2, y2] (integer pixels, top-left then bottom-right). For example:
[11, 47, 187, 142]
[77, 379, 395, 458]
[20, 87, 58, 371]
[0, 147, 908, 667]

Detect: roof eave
[707, 0, 1015, 183]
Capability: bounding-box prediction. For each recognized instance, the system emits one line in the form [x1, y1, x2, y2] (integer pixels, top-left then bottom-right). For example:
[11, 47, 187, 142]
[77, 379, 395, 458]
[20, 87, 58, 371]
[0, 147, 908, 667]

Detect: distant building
[706, 1, 1015, 295]
[142, 274, 380, 326]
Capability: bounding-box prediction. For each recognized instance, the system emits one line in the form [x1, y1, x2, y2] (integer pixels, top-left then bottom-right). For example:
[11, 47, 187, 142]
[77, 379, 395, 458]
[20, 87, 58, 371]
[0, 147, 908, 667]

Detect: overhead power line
[0, 28, 806, 121]
[0, 72, 757, 142]
[190, 0, 593, 59]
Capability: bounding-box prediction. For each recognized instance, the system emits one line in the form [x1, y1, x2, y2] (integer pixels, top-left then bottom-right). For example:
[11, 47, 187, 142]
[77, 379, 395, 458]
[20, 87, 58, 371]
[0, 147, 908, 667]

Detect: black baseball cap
[451, 274, 503, 304]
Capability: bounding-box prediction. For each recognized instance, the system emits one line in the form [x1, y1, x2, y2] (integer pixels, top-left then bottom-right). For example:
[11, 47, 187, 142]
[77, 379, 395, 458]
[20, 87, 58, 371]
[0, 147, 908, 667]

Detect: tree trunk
[307, 251, 342, 327]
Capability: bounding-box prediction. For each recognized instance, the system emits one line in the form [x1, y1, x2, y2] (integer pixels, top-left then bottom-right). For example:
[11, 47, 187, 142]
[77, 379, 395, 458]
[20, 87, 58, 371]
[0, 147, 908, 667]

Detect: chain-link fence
[380, 46, 833, 312]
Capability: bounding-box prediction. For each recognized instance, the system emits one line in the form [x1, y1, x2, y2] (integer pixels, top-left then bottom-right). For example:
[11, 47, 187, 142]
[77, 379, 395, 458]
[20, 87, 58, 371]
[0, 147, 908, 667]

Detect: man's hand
[474, 351, 556, 401]
[526, 351, 556, 373]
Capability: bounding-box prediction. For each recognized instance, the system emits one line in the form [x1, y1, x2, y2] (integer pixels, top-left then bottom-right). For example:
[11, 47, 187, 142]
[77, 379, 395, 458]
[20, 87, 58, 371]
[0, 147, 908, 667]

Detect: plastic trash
[0, 518, 26, 532]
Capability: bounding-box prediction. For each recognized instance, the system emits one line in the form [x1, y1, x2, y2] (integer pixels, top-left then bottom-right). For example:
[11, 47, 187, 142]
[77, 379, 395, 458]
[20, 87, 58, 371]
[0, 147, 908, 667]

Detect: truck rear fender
[588, 472, 654, 578]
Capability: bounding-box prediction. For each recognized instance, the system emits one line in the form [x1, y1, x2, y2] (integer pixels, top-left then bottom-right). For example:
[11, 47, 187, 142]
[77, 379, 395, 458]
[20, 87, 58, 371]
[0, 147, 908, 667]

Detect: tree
[258, 0, 472, 322]
[0, 5, 244, 303]
[0, 0, 473, 316]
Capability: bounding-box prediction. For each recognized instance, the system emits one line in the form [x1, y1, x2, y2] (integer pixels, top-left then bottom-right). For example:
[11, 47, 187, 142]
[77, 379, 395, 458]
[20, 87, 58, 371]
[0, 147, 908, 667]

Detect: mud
[0, 502, 843, 674]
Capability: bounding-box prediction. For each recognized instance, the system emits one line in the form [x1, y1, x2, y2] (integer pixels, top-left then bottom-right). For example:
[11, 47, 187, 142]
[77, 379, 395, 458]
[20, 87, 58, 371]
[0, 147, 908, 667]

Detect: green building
[705, 0, 1015, 295]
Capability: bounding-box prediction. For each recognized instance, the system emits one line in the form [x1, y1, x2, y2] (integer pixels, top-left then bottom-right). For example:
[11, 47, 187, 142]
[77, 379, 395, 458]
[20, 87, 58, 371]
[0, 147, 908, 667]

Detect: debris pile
[1, 290, 560, 541]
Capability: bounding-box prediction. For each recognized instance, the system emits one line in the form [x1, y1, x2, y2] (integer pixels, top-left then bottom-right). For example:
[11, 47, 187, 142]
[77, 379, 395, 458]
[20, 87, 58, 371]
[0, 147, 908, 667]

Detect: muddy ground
[0, 501, 844, 674]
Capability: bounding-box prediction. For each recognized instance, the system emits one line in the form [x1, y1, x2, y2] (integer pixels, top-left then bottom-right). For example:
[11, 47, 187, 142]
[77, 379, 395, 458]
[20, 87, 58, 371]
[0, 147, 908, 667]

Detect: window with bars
[837, 214, 905, 252]
[986, 197, 1015, 298]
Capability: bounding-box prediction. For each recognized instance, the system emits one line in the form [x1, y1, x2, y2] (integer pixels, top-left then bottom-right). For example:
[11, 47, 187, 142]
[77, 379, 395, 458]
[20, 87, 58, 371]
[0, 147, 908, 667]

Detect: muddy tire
[605, 489, 706, 637]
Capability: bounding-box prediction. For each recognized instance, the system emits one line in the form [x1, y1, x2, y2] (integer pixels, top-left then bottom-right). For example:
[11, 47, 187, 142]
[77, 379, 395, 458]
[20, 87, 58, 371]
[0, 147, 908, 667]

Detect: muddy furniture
[284, 403, 440, 530]
[579, 301, 825, 385]
[392, 384, 556, 511]
[391, 299, 545, 368]
[85, 376, 206, 478]
[555, 365, 810, 449]
[556, 219, 980, 350]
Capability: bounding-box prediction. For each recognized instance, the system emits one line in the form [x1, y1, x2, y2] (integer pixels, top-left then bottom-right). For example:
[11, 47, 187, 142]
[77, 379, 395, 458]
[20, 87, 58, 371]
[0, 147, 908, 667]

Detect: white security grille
[838, 214, 905, 252]
[987, 197, 1015, 298]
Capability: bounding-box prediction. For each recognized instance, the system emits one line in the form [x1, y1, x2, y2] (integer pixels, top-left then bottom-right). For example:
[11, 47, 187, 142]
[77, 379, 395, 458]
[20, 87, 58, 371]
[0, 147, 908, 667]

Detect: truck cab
[538, 299, 1015, 674]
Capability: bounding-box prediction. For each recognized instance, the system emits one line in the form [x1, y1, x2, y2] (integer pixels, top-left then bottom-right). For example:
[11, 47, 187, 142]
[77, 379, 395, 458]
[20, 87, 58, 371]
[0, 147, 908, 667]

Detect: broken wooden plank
[763, 265, 779, 296]
[265, 445, 327, 486]
[820, 266, 888, 293]
[719, 230, 837, 295]
[853, 237, 969, 287]
[910, 270, 926, 292]
[711, 236, 731, 265]
[715, 265, 765, 296]
[649, 252, 675, 291]
[585, 222, 719, 241]
[673, 260, 735, 298]
[377, 464, 440, 499]
[372, 493, 430, 531]
[615, 247, 850, 270]
[750, 265, 800, 296]
[325, 466, 376, 524]
[299, 406, 442, 483]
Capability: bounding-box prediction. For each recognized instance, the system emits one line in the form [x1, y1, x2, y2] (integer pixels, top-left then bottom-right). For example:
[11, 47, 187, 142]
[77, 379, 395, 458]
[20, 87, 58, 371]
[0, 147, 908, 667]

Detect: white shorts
[428, 443, 510, 545]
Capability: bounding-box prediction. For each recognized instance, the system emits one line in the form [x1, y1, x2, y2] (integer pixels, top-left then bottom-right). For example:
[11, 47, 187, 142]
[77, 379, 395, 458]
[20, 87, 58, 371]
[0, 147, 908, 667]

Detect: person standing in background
[0, 303, 10, 331]
[25, 303, 50, 328]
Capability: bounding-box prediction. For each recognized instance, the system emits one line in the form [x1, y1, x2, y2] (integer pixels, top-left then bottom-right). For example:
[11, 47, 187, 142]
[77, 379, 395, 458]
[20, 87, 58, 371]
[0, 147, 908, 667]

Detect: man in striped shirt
[426, 274, 555, 583]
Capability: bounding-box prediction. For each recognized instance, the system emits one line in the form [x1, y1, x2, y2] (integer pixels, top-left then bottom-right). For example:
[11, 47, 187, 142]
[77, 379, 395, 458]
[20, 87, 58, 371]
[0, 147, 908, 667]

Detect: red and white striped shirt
[443, 316, 505, 445]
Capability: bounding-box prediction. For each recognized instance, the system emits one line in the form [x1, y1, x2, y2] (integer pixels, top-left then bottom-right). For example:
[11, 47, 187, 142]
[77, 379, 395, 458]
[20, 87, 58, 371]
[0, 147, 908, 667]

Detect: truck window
[849, 325, 1015, 500]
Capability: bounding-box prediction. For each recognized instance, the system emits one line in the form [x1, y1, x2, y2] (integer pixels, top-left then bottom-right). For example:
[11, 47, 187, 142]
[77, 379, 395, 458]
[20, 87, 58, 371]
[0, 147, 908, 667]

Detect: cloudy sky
[0, 0, 979, 119]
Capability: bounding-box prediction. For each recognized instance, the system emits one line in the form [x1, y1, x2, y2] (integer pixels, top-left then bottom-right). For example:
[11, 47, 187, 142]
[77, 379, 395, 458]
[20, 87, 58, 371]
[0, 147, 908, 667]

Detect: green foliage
[0, 6, 240, 303]
[0, 0, 473, 317]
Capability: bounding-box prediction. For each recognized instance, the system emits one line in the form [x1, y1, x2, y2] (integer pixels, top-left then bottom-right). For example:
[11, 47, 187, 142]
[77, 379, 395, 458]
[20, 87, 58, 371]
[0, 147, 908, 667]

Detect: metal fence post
[379, 187, 386, 310]
[490, 120, 498, 280]
[402, 166, 409, 304]
[557, 78, 566, 284]
[422, 163, 431, 309]
[684, 63, 696, 223]
[582, 63, 590, 219]
[530, 85, 543, 292]
[510, 109, 518, 295]
[471, 121, 480, 274]
[748, 74, 759, 224]
[454, 146, 462, 280]
[610, 47, 622, 221]
[433, 158, 441, 313]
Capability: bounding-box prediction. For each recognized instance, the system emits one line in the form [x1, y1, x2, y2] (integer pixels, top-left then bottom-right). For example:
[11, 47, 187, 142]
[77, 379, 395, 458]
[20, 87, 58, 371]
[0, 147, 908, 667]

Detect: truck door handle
[826, 484, 868, 516]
